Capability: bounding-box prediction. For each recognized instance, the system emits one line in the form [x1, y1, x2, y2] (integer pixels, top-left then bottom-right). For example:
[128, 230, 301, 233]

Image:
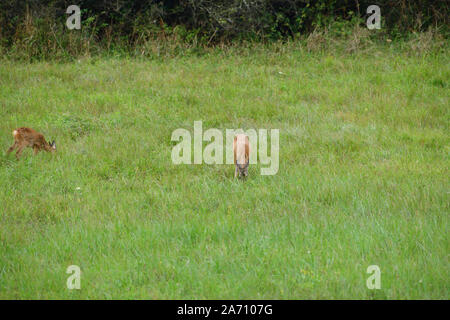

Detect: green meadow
[0, 43, 448, 299]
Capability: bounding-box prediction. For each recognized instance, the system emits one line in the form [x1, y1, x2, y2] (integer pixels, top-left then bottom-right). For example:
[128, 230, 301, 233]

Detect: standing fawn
[233, 134, 250, 178]
[7, 127, 56, 160]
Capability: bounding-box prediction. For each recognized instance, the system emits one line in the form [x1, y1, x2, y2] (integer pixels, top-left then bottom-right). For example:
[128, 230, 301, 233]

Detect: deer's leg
[33, 145, 40, 155]
[7, 141, 18, 154]
[15, 145, 25, 160]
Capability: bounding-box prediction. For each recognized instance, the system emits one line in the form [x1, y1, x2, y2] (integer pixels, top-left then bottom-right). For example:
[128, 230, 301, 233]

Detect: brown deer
[233, 134, 250, 178]
[7, 127, 56, 160]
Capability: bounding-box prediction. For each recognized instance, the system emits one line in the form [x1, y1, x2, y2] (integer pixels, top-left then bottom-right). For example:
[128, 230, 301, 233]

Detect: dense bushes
[0, 0, 448, 59]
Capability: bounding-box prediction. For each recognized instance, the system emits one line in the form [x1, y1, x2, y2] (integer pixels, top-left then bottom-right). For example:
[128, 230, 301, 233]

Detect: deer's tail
[13, 130, 18, 137]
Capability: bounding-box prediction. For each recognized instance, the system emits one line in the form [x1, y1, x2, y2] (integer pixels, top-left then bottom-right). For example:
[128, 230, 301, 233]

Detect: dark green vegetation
[0, 0, 448, 60]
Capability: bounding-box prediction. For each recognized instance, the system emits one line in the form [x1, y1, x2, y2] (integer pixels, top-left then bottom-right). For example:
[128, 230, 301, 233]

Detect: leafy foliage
[0, 1, 448, 59]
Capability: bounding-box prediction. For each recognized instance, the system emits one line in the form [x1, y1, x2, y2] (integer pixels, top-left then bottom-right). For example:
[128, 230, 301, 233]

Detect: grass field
[0, 43, 448, 299]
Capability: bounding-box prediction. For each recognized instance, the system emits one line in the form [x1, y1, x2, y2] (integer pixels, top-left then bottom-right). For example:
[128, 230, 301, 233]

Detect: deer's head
[236, 159, 249, 178]
[48, 140, 57, 152]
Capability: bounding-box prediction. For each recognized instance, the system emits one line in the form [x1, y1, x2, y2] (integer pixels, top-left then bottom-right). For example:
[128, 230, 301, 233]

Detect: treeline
[0, 0, 448, 59]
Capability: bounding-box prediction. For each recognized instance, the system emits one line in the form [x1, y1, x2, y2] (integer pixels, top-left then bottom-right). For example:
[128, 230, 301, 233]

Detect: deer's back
[14, 127, 45, 145]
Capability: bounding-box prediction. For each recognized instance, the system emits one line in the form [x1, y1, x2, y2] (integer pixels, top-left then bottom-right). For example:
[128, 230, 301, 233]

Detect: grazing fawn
[7, 127, 56, 159]
[233, 134, 250, 178]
